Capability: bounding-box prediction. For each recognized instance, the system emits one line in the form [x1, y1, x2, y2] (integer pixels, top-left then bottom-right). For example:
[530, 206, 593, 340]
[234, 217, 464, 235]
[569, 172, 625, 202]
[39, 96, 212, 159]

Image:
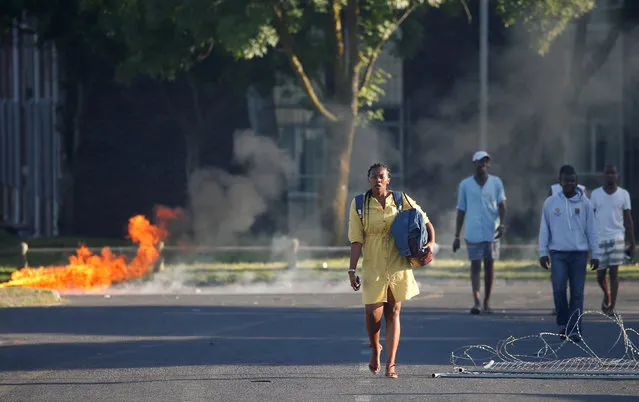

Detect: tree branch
[271, 1, 338, 121]
[570, 19, 622, 104]
[185, 72, 204, 125]
[568, 13, 588, 101]
[330, 0, 346, 90]
[358, 5, 416, 93]
[582, 26, 622, 85]
[160, 82, 200, 178]
[346, 0, 359, 114]
[460, 0, 472, 24]
[195, 39, 215, 62]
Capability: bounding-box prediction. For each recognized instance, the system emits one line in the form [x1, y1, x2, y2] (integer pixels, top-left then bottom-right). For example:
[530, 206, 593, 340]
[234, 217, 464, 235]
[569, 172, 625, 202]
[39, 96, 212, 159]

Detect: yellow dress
[348, 192, 429, 305]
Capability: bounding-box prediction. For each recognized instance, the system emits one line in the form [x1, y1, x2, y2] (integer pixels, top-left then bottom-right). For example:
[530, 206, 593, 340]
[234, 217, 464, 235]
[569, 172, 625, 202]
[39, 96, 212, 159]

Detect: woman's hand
[348, 271, 361, 291]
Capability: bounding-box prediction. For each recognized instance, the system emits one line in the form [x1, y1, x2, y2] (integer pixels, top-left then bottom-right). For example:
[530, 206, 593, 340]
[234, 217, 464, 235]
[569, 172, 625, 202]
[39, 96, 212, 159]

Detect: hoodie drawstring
[565, 197, 572, 231]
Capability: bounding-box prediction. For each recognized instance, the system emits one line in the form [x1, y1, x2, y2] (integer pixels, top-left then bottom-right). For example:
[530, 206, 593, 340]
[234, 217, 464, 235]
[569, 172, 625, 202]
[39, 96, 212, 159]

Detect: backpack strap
[355, 193, 365, 223]
[356, 191, 406, 223]
[392, 191, 404, 211]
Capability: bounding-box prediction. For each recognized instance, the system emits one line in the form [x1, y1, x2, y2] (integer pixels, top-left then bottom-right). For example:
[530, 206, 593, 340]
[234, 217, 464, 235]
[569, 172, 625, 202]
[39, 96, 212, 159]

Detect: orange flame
[0, 207, 182, 292]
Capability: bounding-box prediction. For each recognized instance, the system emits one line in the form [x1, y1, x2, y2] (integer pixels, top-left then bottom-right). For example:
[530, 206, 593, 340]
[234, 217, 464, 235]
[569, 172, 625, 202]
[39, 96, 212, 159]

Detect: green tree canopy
[496, 0, 595, 54]
[80, 0, 600, 244]
[4, 0, 605, 244]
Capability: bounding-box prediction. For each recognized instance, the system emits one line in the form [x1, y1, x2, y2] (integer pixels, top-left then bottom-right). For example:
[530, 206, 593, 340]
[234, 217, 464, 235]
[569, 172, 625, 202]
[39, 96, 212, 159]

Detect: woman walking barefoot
[348, 163, 436, 378]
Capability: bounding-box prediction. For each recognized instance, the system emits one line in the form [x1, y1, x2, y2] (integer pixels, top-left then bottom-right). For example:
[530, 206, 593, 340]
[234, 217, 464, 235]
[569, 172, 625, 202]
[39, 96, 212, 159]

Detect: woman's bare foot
[368, 344, 382, 374]
[385, 363, 398, 379]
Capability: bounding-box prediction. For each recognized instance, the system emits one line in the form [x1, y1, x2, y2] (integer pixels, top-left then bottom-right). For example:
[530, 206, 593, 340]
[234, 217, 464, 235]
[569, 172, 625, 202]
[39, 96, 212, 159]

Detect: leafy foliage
[3, 0, 602, 115]
[496, 0, 596, 54]
[1, 0, 125, 75]
[2, 0, 601, 244]
[77, 0, 215, 82]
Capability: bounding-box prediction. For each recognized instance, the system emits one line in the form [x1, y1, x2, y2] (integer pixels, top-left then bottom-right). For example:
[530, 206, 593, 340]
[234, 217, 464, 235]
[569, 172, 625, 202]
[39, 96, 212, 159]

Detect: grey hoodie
[538, 188, 599, 259]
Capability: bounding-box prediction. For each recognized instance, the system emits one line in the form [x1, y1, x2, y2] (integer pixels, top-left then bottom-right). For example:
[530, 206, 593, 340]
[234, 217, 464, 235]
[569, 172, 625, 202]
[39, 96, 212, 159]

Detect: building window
[279, 124, 326, 198]
[280, 120, 406, 197]
[596, 0, 623, 9]
[579, 119, 622, 175]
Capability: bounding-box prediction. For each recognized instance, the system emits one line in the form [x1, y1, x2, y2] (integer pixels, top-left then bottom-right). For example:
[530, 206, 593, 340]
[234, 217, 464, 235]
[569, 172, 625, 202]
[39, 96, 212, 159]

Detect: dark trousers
[550, 251, 588, 333]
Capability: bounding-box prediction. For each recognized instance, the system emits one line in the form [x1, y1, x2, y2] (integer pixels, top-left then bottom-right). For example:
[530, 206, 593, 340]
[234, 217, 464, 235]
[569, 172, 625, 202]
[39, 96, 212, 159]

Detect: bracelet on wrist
[348, 268, 356, 273]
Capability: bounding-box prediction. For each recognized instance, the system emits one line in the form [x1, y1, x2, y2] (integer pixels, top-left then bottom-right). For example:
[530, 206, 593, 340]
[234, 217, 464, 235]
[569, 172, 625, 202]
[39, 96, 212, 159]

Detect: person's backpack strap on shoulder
[355, 193, 365, 223]
[392, 191, 404, 211]
[357, 191, 406, 222]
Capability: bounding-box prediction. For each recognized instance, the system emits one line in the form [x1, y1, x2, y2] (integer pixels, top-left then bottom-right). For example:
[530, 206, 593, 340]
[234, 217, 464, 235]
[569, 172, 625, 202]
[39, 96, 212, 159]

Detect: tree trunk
[59, 80, 85, 235]
[184, 128, 200, 182]
[319, 115, 357, 245]
[160, 80, 202, 189]
[184, 74, 204, 183]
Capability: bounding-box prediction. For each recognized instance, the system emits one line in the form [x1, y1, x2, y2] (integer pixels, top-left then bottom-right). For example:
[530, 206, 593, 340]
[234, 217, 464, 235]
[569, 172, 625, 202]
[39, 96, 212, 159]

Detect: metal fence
[0, 22, 61, 236]
[4, 243, 541, 271]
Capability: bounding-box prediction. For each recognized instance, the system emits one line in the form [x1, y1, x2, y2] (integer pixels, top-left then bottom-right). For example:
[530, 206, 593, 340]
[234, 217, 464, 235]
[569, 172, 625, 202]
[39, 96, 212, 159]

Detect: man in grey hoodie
[538, 165, 599, 342]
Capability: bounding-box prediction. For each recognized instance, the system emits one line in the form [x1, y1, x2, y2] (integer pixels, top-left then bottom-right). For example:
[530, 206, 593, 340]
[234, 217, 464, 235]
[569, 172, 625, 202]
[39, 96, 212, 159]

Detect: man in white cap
[453, 151, 507, 314]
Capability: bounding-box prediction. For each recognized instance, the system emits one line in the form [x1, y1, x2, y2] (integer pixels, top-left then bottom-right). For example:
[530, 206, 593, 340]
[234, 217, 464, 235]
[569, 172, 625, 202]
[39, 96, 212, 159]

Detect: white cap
[472, 151, 491, 162]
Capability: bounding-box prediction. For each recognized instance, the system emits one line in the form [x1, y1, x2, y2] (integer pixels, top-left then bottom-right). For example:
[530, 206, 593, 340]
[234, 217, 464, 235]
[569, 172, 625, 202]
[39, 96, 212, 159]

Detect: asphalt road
[1, 279, 639, 401]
